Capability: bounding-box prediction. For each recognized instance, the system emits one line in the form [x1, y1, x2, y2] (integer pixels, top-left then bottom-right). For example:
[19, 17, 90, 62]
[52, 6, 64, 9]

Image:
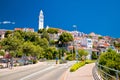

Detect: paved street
[0, 61, 75, 80]
[65, 63, 95, 80]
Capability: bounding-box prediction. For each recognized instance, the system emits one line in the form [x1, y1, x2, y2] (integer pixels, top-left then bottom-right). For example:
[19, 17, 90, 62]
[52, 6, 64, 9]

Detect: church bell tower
[39, 10, 44, 30]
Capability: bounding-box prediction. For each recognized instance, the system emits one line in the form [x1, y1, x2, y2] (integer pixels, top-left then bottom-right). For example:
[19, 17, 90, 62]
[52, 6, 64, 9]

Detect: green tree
[36, 38, 49, 50]
[24, 32, 39, 42]
[0, 51, 5, 56]
[49, 40, 56, 46]
[5, 30, 13, 38]
[21, 41, 34, 56]
[31, 45, 44, 59]
[114, 42, 120, 48]
[15, 48, 23, 57]
[91, 52, 97, 60]
[99, 49, 118, 68]
[47, 28, 59, 34]
[41, 29, 49, 41]
[13, 31, 24, 41]
[0, 36, 22, 53]
[98, 49, 120, 75]
[88, 35, 92, 39]
[78, 49, 88, 61]
[58, 48, 62, 59]
[9, 51, 16, 57]
[59, 32, 73, 47]
[21, 41, 44, 59]
[98, 36, 103, 40]
[45, 47, 58, 59]
[38, 29, 44, 33]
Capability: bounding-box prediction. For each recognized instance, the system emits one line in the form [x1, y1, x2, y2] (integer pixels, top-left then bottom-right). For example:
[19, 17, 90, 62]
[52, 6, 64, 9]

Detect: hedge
[85, 60, 96, 64]
[70, 61, 85, 72]
[70, 60, 95, 72]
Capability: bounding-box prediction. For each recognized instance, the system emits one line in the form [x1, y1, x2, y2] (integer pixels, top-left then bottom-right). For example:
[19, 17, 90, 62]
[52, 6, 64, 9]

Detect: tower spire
[39, 10, 44, 30]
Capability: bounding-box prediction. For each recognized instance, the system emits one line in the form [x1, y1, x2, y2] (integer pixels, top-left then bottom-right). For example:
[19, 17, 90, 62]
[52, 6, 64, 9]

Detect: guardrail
[92, 66, 101, 80]
[93, 62, 120, 80]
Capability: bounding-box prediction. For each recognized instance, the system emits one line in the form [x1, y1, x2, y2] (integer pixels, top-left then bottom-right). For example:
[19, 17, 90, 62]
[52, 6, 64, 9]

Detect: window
[88, 40, 91, 43]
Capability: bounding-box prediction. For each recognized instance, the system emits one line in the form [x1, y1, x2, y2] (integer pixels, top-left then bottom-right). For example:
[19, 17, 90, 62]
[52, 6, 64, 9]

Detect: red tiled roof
[14, 28, 23, 30]
[103, 43, 110, 47]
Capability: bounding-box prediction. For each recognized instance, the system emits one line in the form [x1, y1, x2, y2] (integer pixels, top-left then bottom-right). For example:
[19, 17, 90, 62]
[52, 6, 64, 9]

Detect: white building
[70, 31, 85, 37]
[0, 29, 6, 40]
[14, 28, 34, 32]
[46, 25, 49, 30]
[39, 10, 44, 30]
[81, 38, 93, 49]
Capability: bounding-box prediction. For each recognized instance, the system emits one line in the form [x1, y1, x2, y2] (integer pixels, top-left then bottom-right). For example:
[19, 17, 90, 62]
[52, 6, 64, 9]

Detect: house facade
[14, 28, 34, 32]
[81, 38, 93, 49]
[0, 29, 6, 40]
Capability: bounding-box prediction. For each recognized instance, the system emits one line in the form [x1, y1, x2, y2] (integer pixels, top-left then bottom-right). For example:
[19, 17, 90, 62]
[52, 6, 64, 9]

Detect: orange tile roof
[14, 28, 23, 30]
[103, 43, 110, 47]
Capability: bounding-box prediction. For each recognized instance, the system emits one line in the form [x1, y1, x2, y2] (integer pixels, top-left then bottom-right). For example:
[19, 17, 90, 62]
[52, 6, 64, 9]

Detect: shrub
[14, 63, 18, 67]
[0, 65, 3, 69]
[70, 61, 85, 72]
[66, 54, 73, 61]
[59, 59, 67, 64]
[33, 60, 38, 64]
[85, 60, 96, 64]
[70, 60, 95, 72]
[98, 49, 120, 75]
[91, 52, 98, 60]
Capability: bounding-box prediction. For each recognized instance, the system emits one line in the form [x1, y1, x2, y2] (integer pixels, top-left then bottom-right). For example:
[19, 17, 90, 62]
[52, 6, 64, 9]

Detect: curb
[60, 68, 70, 80]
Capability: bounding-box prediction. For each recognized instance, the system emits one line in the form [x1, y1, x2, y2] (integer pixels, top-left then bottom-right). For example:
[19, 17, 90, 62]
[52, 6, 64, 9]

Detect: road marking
[19, 66, 54, 80]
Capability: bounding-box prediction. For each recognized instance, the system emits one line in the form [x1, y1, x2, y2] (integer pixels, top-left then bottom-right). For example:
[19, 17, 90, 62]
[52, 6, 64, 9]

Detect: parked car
[0, 58, 8, 68]
[17, 59, 32, 65]
[0, 58, 8, 63]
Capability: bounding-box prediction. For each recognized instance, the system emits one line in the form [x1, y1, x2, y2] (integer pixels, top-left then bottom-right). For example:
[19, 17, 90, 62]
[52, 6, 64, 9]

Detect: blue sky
[0, 0, 120, 38]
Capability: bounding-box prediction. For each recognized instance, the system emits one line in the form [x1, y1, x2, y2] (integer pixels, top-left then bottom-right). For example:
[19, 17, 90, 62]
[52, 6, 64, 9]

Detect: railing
[92, 66, 101, 80]
[93, 62, 120, 80]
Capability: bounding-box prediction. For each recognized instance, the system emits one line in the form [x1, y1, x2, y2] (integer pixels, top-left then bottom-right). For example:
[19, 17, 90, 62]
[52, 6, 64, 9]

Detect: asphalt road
[0, 61, 75, 80]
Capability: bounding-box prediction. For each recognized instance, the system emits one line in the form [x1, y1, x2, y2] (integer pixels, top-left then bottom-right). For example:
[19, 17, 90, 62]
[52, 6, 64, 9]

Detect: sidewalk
[0, 62, 45, 72]
[65, 63, 95, 80]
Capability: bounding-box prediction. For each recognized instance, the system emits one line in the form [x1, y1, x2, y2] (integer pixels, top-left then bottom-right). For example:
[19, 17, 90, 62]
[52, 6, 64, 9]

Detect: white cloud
[0, 21, 15, 24]
[12, 22, 15, 24]
[3, 21, 11, 24]
[73, 25, 77, 27]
